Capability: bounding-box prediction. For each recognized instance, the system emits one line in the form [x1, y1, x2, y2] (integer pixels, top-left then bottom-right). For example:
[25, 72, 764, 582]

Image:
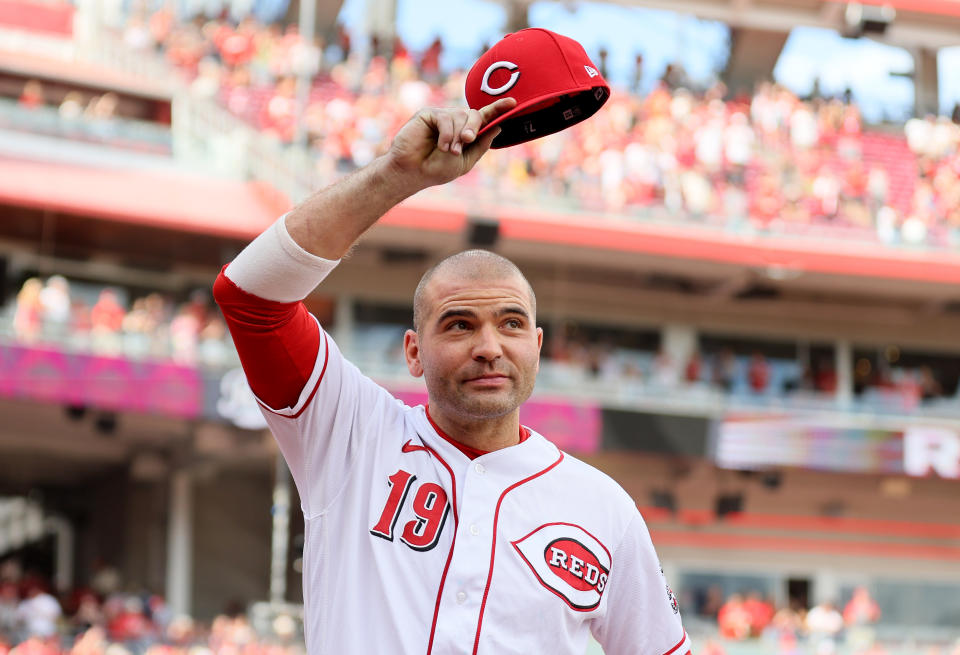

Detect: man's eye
[504, 318, 522, 329]
[450, 320, 470, 330]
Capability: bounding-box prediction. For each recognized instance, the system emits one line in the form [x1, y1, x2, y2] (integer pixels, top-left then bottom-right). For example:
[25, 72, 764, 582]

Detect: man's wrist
[376, 152, 430, 200]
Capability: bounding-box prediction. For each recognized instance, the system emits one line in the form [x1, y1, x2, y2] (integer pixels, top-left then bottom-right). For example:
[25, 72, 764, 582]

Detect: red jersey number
[370, 470, 449, 552]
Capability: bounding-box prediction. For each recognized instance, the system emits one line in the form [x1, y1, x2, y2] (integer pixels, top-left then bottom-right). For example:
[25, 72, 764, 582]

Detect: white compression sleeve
[224, 214, 340, 302]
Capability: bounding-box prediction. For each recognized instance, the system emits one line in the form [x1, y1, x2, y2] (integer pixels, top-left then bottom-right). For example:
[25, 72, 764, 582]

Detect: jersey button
[456, 591, 467, 604]
[469, 524, 480, 536]
[475, 462, 486, 474]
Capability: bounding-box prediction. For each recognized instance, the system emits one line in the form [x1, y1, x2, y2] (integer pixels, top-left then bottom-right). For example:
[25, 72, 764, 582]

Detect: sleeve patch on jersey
[661, 564, 680, 614]
[511, 522, 611, 612]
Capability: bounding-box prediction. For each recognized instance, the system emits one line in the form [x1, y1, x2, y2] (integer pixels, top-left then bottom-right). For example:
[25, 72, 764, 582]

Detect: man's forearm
[285, 101, 510, 258]
[286, 156, 417, 260]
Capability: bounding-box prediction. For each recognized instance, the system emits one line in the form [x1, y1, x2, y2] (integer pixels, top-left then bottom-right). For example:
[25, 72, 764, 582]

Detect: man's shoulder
[554, 451, 636, 509]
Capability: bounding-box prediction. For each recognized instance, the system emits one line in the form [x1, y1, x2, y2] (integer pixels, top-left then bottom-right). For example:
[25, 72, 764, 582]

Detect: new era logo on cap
[465, 28, 611, 148]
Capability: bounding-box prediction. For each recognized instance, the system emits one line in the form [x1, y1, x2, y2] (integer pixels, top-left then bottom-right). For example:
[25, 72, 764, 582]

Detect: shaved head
[413, 250, 536, 332]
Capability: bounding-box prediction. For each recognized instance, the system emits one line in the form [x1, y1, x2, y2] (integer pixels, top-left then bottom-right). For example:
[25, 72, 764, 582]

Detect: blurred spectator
[717, 593, 752, 640]
[106, 598, 150, 644]
[652, 349, 679, 388]
[684, 351, 702, 384]
[844, 586, 881, 652]
[712, 349, 736, 392]
[918, 365, 944, 402]
[199, 318, 230, 366]
[90, 562, 120, 600]
[14, 279, 43, 343]
[16, 586, 61, 640]
[632, 53, 643, 94]
[39, 276, 71, 339]
[743, 591, 774, 636]
[748, 352, 771, 394]
[169, 305, 201, 364]
[769, 602, 804, 640]
[0, 584, 18, 641]
[91, 289, 126, 354]
[843, 586, 880, 625]
[815, 362, 838, 394]
[71, 593, 103, 634]
[420, 37, 443, 82]
[700, 638, 726, 655]
[805, 599, 844, 646]
[85, 94, 120, 122]
[58, 93, 85, 122]
[18, 80, 44, 110]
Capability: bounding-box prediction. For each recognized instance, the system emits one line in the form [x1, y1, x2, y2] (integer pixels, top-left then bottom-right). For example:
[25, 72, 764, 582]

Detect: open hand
[385, 97, 517, 191]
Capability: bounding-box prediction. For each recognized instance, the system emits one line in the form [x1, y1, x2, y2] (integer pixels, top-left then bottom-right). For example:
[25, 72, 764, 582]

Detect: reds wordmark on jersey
[214, 237, 691, 655]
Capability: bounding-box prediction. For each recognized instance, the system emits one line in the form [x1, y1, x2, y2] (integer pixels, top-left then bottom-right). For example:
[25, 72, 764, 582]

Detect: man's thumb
[464, 127, 501, 168]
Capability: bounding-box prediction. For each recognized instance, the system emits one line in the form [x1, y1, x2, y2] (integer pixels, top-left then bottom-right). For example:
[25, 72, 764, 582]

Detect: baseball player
[214, 102, 690, 655]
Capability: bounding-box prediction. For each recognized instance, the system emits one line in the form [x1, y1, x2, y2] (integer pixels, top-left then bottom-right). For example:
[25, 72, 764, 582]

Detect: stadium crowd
[7, 276, 232, 368]
[695, 587, 916, 655]
[10, 10, 960, 247]
[98, 7, 960, 248]
[0, 560, 302, 655]
[4, 557, 955, 655]
[5, 275, 955, 408]
[692, 586, 960, 655]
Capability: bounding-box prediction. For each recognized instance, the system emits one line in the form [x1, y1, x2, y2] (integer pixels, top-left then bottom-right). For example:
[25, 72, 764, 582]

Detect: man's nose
[472, 323, 503, 361]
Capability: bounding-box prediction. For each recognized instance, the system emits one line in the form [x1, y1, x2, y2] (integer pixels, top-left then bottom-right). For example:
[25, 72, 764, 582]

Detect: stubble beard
[428, 372, 537, 422]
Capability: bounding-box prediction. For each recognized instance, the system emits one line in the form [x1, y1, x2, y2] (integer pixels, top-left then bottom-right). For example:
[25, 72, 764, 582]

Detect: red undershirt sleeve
[213, 265, 320, 411]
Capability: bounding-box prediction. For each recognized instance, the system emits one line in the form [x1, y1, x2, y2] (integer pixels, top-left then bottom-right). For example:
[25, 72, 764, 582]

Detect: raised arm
[214, 100, 515, 411]
[286, 98, 516, 259]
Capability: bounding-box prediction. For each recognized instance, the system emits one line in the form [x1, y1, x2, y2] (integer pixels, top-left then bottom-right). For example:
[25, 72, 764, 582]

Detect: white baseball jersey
[215, 217, 691, 655]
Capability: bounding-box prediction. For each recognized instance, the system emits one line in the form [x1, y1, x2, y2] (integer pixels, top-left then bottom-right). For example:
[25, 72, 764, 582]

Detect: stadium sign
[716, 416, 960, 480]
[903, 427, 960, 479]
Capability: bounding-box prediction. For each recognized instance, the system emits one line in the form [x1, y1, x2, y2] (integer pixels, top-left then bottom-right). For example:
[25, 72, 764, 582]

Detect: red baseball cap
[466, 28, 610, 149]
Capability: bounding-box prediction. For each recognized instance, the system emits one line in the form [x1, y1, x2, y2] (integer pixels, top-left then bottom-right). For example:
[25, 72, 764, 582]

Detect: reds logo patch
[512, 523, 611, 611]
[480, 60, 520, 95]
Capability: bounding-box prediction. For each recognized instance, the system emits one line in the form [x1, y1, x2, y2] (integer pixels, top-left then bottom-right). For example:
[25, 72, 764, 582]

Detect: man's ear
[536, 326, 544, 352]
[404, 329, 424, 377]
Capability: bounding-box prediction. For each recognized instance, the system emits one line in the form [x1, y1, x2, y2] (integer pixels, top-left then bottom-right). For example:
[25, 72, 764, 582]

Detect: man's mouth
[464, 374, 510, 385]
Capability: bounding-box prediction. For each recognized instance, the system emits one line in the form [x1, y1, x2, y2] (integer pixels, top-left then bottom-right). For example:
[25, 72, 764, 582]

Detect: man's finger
[460, 109, 484, 145]
[450, 111, 471, 154]
[435, 111, 455, 152]
[478, 97, 517, 126]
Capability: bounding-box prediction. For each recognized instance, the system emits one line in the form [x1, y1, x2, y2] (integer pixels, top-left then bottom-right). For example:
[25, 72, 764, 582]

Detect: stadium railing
[0, 97, 171, 152]
[6, 303, 960, 424]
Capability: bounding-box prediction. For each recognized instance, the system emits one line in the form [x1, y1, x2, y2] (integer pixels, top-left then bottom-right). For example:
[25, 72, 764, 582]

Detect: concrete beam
[285, 0, 346, 44]
[166, 469, 193, 618]
[723, 26, 790, 95]
[601, 0, 960, 49]
[504, 0, 530, 32]
[913, 46, 940, 116]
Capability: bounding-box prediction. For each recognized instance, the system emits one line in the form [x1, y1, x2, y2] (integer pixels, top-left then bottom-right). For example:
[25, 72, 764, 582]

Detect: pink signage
[0, 343, 202, 418]
[389, 388, 601, 454]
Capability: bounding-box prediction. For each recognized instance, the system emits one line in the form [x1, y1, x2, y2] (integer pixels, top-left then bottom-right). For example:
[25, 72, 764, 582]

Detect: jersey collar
[424, 406, 531, 460]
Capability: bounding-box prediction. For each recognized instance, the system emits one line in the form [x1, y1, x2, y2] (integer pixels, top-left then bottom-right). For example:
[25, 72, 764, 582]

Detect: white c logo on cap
[481, 61, 520, 96]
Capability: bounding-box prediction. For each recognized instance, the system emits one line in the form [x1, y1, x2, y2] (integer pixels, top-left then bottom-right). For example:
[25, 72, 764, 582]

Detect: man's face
[404, 272, 542, 422]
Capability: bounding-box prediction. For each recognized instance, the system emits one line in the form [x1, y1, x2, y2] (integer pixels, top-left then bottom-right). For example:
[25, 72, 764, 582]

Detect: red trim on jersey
[662, 631, 688, 655]
[400, 440, 459, 655]
[425, 407, 531, 460]
[212, 267, 321, 410]
[471, 452, 565, 655]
